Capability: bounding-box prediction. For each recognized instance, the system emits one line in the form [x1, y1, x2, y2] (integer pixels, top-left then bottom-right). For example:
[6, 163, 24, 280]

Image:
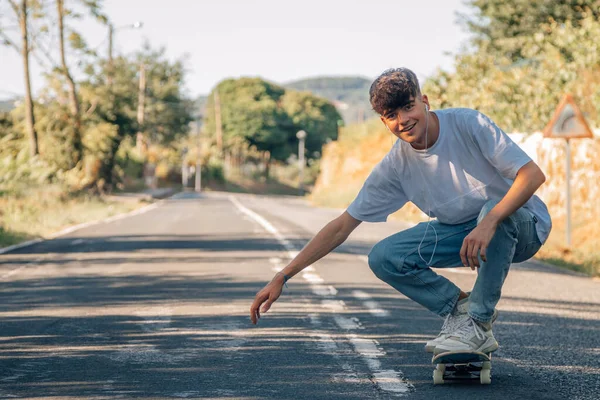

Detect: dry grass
[0, 185, 144, 248]
[535, 214, 600, 276]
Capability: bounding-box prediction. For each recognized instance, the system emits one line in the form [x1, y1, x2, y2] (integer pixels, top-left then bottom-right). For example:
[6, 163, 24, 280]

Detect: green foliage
[424, 10, 600, 133]
[75, 46, 193, 190]
[202, 159, 225, 183]
[134, 44, 194, 145]
[0, 110, 55, 191]
[204, 77, 342, 168]
[0, 136, 55, 192]
[204, 78, 294, 161]
[1, 2, 193, 194]
[280, 90, 341, 159]
[462, 0, 600, 61]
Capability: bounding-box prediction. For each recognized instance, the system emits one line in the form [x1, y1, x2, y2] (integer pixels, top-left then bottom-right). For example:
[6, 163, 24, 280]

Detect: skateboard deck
[431, 351, 492, 385]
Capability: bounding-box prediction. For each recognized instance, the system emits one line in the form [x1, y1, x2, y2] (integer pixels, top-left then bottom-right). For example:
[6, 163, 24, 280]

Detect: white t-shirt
[347, 108, 552, 244]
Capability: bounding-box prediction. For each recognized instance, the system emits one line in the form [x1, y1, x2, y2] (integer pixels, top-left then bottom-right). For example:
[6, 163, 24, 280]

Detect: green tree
[78, 48, 193, 192]
[424, 9, 600, 133]
[204, 78, 294, 178]
[280, 90, 341, 160]
[0, 0, 41, 157]
[134, 44, 194, 147]
[461, 0, 600, 61]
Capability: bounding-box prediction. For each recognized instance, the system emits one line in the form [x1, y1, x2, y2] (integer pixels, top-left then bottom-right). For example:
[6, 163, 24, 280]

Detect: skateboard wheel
[480, 369, 491, 384]
[433, 369, 445, 384]
[482, 361, 491, 370]
[436, 364, 446, 373]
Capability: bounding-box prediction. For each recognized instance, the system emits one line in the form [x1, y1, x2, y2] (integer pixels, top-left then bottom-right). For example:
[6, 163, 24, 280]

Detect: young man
[250, 68, 551, 355]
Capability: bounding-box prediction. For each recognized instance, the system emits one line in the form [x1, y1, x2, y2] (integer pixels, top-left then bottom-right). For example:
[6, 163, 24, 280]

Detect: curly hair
[369, 68, 421, 116]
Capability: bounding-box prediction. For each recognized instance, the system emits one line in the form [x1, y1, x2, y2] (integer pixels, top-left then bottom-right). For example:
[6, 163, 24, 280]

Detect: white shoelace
[440, 312, 469, 334]
[452, 318, 486, 341]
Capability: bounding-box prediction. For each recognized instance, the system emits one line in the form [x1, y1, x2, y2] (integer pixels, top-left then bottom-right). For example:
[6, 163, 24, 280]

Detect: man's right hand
[249, 273, 285, 325]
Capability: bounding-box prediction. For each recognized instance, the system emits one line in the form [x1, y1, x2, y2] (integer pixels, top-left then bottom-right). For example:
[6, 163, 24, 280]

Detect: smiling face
[380, 95, 432, 148]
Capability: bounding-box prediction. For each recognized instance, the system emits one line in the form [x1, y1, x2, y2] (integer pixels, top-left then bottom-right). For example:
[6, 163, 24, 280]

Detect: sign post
[543, 94, 594, 247]
[296, 130, 307, 195]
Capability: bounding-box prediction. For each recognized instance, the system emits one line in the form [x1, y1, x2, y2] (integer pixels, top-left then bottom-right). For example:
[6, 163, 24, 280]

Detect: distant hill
[197, 76, 375, 126]
[284, 76, 375, 125]
[0, 98, 18, 113]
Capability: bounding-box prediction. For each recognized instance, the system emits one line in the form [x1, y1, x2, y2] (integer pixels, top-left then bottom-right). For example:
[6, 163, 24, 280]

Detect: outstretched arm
[250, 211, 362, 324]
[461, 160, 546, 269]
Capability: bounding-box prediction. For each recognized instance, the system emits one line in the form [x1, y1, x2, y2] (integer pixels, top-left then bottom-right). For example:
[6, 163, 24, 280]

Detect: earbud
[425, 104, 429, 111]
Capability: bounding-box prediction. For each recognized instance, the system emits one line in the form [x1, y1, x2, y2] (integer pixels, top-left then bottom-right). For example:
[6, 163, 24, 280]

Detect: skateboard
[431, 350, 492, 385]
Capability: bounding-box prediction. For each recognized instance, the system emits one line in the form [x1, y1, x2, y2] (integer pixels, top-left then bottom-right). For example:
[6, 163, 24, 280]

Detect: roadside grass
[534, 215, 600, 277]
[0, 185, 146, 248]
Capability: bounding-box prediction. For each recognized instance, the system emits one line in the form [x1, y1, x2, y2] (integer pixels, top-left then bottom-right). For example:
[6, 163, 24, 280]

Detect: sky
[0, 0, 473, 100]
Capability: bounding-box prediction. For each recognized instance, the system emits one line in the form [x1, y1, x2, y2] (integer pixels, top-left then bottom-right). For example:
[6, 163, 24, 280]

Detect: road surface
[0, 191, 598, 399]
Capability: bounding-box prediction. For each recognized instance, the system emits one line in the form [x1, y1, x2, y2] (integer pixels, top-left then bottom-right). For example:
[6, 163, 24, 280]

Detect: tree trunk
[19, 0, 38, 157]
[57, 0, 82, 167]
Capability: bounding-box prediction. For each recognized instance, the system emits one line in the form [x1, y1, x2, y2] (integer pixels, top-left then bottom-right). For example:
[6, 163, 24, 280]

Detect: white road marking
[352, 291, 390, 317]
[311, 285, 338, 297]
[348, 335, 412, 394]
[230, 195, 411, 396]
[302, 272, 324, 284]
[321, 299, 347, 312]
[334, 315, 363, 330]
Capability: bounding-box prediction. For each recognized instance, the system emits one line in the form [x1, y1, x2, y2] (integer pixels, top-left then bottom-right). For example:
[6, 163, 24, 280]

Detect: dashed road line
[230, 195, 413, 396]
[352, 290, 390, 317]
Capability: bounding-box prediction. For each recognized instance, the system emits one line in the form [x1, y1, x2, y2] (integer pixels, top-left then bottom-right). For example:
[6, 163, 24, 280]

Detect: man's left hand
[460, 217, 499, 270]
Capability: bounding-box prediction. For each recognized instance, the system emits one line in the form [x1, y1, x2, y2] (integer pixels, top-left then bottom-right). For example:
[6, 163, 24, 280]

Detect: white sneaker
[424, 297, 470, 353]
[433, 317, 499, 355]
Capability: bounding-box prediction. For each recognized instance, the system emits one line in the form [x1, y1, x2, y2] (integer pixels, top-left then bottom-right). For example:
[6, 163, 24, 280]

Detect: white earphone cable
[417, 104, 438, 266]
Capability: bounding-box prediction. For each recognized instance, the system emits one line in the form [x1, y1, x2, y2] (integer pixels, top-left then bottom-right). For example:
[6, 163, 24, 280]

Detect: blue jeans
[367, 200, 542, 323]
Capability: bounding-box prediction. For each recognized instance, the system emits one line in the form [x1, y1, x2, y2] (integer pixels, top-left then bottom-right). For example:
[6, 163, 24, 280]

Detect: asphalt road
[0, 191, 598, 399]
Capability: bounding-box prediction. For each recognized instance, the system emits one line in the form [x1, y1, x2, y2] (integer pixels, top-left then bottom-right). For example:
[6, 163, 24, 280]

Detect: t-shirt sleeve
[464, 110, 532, 179]
[346, 152, 408, 222]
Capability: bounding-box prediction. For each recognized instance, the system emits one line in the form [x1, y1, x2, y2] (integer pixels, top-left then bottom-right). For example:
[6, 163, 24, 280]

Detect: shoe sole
[433, 337, 499, 355]
[425, 344, 436, 353]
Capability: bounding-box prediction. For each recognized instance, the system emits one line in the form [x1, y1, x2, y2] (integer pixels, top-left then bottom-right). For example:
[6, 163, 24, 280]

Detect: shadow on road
[0, 269, 597, 398]
[0, 223, 598, 398]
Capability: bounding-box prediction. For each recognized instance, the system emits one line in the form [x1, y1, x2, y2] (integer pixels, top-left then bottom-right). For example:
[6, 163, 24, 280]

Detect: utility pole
[107, 22, 142, 86]
[195, 117, 202, 193]
[296, 130, 306, 195]
[136, 63, 146, 152]
[107, 23, 114, 86]
[214, 89, 223, 154]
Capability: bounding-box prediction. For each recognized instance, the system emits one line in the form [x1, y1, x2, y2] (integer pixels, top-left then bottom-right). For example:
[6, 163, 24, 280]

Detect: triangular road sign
[543, 94, 594, 139]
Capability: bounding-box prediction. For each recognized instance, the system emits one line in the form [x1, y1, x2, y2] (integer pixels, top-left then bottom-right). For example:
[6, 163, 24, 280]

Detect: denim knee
[368, 240, 389, 279]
